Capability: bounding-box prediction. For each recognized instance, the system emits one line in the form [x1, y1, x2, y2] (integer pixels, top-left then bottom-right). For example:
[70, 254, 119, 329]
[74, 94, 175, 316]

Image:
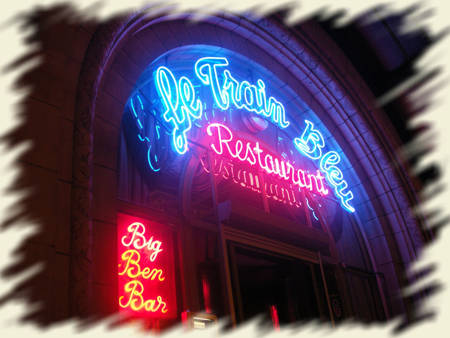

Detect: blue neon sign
[294, 120, 355, 213]
[155, 56, 290, 155]
[195, 57, 290, 128]
[127, 56, 356, 213]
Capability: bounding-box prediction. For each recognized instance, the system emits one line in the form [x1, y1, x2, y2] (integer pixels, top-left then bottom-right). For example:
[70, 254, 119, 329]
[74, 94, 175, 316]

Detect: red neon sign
[117, 214, 177, 318]
[200, 156, 303, 208]
[205, 123, 329, 196]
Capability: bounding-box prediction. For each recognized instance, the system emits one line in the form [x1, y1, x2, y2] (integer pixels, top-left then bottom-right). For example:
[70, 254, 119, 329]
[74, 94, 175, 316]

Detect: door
[227, 242, 327, 325]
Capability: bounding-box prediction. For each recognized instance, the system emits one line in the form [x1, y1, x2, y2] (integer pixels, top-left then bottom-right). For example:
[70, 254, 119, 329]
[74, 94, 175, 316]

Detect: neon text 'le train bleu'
[130, 56, 356, 213]
[294, 120, 354, 213]
[155, 56, 290, 155]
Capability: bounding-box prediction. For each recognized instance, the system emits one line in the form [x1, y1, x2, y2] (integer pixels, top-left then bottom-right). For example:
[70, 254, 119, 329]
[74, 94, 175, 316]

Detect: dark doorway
[229, 244, 323, 325]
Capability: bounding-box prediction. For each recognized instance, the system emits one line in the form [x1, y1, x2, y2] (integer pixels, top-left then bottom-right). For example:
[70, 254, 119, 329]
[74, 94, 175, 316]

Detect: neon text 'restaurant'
[206, 123, 328, 196]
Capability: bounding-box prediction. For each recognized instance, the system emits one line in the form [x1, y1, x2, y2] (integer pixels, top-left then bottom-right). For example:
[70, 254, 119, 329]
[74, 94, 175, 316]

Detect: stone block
[17, 97, 60, 171]
[93, 116, 120, 171]
[48, 252, 70, 319]
[92, 220, 117, 285]
[385, 228, 415, 265]
[96, 91, 124, 128]
[92, 164, 118, 224]
[91, 282, 118, 316]
[132, 32, 165, 66]
[377, 192, 396, 216]
[15, 164, 59, 247]
[362, 217, 385, 240]
[152, 21, 180, 50]
[101, 69, 134, 106]
[58, 118, 74, 181]
[110, 49, 143, 88]
[53, 181, 72, 254]
[369, 234, 393, 266]
[378, 261, 403, 298]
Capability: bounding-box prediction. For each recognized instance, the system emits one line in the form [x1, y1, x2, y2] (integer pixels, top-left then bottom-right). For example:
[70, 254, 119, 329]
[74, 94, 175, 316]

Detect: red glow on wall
[270, 305, 280, 330]
[201, 275, 212, 314]
[181, 310, 189, 325]
[117, 213, 177, 318]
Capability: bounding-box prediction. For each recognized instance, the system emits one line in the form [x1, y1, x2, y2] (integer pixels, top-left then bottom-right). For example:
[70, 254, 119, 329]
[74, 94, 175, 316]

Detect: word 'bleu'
[155, 56, 290, 155]
[294, 120, 355, 213]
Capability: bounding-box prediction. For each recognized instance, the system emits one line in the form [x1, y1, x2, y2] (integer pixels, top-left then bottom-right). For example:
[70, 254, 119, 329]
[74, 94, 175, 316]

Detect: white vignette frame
[0, 0, 449, 337]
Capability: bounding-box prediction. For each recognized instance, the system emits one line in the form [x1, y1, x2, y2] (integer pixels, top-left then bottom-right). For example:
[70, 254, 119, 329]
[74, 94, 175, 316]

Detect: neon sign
[156, 67, 203, 155]
[117, 214, 177, 318]
[119, 281, 168, 313]
[200, 156, 303, 208]
[206, 123, 329, 196]
[119, 250, 165, 281]
[294, 120, 354, 212]
[194, 57, 290, 128]
[121, 222, 163, 261]
[128, 55, 357, 213]
[131, 95, 162, 172]
[155, 56, 290, 155]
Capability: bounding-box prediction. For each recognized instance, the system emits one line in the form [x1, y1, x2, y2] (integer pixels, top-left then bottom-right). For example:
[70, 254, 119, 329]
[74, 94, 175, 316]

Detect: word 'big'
[121, 222, 163, 261]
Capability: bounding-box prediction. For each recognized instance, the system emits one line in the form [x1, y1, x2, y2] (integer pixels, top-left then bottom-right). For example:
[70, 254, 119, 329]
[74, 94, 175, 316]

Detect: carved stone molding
[69, 14, 138, 319]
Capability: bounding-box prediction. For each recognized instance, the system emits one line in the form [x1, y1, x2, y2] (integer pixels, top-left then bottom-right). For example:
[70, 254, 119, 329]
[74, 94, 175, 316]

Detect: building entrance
[228, 243, 327, 325]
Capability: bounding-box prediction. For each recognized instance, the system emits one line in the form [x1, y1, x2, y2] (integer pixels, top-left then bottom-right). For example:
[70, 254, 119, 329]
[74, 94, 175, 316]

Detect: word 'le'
[206, 123, 329, 196]
[294, 120, 354, 212]
[155, 56, 290, 155]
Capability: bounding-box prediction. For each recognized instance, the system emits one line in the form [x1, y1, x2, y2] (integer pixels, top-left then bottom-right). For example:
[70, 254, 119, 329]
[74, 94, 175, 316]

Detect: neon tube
[129, 56, 357, 213]
[151, 56, 292, 155]
[195, 57, 290, 128]
[200, 156, 302, 208]
[305, 196, 319, 221]
[119, 280, 168, 313]
[206, 123, 329, 196]
[121, 222, 163, 262]
[155, 66, 203, 155]
[294, 120, 355, 212]
[118, 249, 165, 281]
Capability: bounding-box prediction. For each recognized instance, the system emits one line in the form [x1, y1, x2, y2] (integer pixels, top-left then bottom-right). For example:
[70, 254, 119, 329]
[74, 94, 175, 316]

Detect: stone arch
[71, 10, 423, 320]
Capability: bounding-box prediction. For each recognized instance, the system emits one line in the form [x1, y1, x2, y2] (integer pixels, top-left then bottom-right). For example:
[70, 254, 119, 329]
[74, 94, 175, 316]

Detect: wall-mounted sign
[205, 123, 329, 195]
[200, 156, 305, 208]
[127, 55, 355, 213]
[155, 57, 290, 156]
[199, 122, 331, 216]
[117, 213, 177, 318]
[294, 121, 354, 212]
